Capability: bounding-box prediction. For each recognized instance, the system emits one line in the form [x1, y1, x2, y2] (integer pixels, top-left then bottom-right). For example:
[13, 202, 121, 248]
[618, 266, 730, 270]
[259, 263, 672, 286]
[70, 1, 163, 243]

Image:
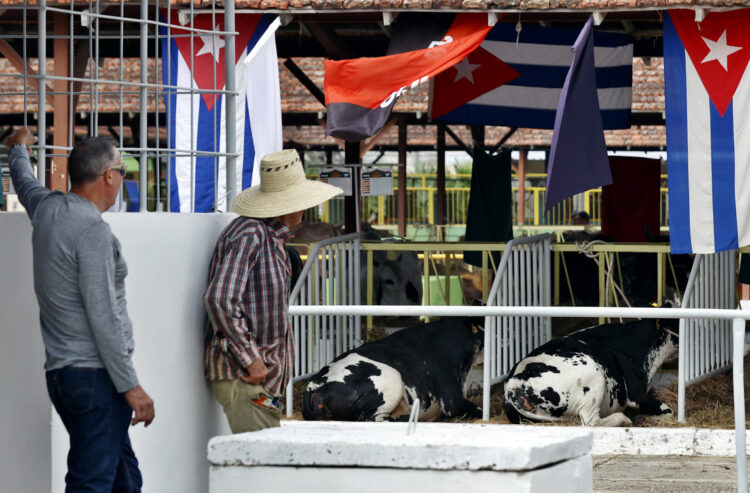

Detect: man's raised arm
[6, 128, 49, 218]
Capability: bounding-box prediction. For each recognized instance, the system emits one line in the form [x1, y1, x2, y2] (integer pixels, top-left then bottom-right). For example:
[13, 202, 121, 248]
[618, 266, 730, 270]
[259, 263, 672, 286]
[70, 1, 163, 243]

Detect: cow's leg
[578, 385, 632, 427]
[597, 412, 633, 427]
[366, 365, 407, 422]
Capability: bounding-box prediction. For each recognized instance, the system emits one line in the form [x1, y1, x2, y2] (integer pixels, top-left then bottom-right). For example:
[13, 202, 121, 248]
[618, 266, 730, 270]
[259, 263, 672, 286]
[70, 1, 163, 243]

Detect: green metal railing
[303, 172, 670, 229]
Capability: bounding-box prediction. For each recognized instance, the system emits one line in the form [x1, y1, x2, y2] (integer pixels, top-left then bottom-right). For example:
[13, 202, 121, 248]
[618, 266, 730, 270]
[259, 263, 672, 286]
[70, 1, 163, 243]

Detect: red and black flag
[324, 13, 493, 142]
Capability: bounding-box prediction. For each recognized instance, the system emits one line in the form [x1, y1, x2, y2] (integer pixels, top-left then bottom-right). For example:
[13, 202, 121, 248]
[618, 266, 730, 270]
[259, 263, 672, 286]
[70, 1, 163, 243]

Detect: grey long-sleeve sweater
[8, 145, 139, 392]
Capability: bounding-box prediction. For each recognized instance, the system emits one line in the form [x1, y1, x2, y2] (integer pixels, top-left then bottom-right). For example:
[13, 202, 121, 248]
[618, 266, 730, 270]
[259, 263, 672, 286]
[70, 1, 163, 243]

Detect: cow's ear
[655, 319, 661, 331]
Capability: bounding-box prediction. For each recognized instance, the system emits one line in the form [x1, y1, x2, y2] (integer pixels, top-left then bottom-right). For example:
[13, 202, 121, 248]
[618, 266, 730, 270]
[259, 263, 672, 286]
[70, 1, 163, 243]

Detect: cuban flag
[430, 23, 633, 130]
[664, 9, 750, 253]
[161, 13, 281, 212]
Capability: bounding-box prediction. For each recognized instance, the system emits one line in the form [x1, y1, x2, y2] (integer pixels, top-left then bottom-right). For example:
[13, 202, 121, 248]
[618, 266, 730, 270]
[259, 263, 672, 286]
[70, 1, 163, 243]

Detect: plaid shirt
[203, 216, 294, 397]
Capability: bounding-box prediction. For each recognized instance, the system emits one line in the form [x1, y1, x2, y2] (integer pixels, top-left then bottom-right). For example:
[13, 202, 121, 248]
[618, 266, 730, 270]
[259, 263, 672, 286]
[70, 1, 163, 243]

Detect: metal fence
[285, 233, 362, 416]
[0, 1, 240, 212]
[677, 250, 737, 422]
[482, 234, 553, 421]
[290, 303, 749, 493]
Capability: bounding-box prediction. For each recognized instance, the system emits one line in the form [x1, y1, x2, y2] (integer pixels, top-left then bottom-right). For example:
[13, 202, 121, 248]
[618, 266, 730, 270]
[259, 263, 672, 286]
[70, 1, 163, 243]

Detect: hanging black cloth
[739, 254, 750, 284]
[463, 146, 513, 267]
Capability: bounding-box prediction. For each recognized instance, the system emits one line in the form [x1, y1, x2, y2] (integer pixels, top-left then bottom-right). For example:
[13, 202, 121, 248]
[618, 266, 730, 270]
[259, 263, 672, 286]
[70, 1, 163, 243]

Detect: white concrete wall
[0, 212, 234, 493]
[0, 212, 49, 493]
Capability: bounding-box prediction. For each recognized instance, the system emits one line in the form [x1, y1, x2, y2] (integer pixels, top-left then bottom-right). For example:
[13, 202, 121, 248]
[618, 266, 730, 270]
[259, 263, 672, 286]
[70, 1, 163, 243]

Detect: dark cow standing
[504, 318, 678, 426]
[303, 318, 483, 422]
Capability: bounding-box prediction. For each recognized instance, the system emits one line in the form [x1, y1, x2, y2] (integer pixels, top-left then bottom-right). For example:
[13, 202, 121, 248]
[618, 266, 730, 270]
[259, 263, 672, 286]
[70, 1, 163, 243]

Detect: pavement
[587, 426, 749, 492]
[593, 454, 746, 493]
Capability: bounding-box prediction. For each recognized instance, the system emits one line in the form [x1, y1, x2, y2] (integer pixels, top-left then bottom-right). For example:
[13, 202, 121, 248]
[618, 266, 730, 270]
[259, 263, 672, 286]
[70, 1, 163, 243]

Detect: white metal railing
[482, 234, 553, 421]
[290, 303, 749, 493]
[285, 233, 361, 416]
[678, 250, 737, 423]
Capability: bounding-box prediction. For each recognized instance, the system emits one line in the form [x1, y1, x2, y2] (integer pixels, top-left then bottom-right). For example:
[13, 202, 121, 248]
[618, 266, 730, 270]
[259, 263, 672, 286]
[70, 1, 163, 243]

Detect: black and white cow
[504, 318, 678, 426]
[302, 317, 483, 422]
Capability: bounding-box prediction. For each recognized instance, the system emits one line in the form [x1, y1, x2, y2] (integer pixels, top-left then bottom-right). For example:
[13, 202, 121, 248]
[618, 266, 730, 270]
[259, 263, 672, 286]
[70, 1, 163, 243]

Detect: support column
[397, 118, 407, 238]
[139, 0, 149, 211]
[37, 0, 47, 187]
[51, 13, 70, 192]
[437, 122, 446, 226]
[471, 125, 484, 151]
[224, 0, 238, 208]
[517, 147, 527, 226]
[344, 141, 360, 234]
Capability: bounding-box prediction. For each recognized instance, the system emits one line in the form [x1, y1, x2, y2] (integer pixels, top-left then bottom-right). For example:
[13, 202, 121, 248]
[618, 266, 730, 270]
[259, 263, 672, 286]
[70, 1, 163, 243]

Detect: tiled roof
[1, 0, 748, 8]
[231, 0, 749, 9]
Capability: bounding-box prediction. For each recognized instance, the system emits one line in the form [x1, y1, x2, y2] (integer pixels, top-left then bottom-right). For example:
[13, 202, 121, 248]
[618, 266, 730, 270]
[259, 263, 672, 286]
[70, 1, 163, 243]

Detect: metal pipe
[43, 6, 236, 35]
[139, 0, 148, 211]
[289, 305, 750, 320]
[285, 379, 293, 418]
[482, 315, 491, 420]
[224, 0, 238, 205]
[166, 6, 172, 212]
[733, 317, 748, 493]
[19, 73, 237, 94]
[678, 315, 687, 423]
[38, 0, 47, 186]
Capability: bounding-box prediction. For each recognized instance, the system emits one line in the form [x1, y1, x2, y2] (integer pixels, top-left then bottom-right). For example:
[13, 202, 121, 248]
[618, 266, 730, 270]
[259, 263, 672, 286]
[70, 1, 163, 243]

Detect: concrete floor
[593, 455, 748, 493]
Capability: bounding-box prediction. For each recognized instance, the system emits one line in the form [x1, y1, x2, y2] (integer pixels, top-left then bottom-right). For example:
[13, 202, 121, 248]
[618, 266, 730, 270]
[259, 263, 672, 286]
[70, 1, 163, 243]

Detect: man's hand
[240, 359, 269, 385]
[5, 127, 38, 154]
[124, 385, 155, 427]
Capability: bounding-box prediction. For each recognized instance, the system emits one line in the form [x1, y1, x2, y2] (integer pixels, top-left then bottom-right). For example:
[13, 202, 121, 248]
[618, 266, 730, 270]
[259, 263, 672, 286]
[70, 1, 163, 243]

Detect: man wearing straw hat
[204, 149, 342, 432]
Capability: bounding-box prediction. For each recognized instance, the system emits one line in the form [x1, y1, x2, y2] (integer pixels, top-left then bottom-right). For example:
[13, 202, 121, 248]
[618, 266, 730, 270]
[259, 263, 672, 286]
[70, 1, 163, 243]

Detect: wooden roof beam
[360, 116, 397, 158]
[444, 125, 472, 156]
[301, 21, 355, 60]
[283, 58, 325, 107]
[488, 127, 517, 154]
[0, 39, 54, 107]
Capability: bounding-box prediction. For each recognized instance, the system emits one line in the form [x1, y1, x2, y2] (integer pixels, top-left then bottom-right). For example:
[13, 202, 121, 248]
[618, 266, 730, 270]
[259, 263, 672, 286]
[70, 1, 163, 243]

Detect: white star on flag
[196, 25, 225, 62]
[701, 29, 742, 71]
[453, 57, 481, 84]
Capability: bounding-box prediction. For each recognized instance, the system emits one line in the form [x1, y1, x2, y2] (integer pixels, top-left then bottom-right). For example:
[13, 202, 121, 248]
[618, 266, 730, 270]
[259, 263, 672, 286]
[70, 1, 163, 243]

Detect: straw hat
[230, 149, 343, 218]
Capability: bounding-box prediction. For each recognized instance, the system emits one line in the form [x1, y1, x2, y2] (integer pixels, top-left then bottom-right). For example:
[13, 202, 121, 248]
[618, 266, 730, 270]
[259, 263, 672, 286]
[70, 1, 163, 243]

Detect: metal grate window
[0, 0, 240, 213]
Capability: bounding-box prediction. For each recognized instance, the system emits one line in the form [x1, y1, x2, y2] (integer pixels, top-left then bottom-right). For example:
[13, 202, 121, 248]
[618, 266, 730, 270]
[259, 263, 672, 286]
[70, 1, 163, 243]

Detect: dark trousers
[46, 367, 142, 493]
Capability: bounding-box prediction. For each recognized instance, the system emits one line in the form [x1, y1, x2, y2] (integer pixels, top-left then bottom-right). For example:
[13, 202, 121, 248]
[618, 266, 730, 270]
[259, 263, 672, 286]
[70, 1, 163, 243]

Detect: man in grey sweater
[7, 128, 155, 493]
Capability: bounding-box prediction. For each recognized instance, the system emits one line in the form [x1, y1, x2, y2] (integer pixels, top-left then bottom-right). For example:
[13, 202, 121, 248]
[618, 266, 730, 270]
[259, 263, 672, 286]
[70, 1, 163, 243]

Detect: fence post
[224, 0, 238, 205]
[139, 0, 149, 210]
[677, 317, 686, 423]
[657, 252, 665, 306]
[37, 0, 47, 186]
[424, 250, 431, 321]
[366, 249, 373, 332]
[598, 251, 606, 324]
[553, 250, 560, 306]
[428, 191, 435, 225]
[733, 317, 748, 493]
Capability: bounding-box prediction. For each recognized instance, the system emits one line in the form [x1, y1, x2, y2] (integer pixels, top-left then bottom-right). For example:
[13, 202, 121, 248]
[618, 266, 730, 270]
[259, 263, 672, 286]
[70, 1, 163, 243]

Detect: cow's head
[458, 316, 485, 365]
[641, 316, 679, 386]
[362, 250, 422, 306]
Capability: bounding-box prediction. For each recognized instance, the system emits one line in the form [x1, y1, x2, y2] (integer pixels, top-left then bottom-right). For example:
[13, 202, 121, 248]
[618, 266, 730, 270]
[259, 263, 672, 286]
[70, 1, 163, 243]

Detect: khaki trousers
[210, 379, 281, 433]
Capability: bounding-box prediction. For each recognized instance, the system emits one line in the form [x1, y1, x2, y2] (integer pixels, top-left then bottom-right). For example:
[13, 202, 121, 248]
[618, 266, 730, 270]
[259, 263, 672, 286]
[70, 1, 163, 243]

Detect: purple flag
[544, 16, 612, 212]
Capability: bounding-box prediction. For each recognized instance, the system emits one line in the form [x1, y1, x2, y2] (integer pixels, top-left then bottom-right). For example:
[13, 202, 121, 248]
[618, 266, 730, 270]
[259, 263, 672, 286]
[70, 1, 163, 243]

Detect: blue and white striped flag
[664, 9, 750, 254]
[431, 23, 633, 129]
[161, 13, 281, 212]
